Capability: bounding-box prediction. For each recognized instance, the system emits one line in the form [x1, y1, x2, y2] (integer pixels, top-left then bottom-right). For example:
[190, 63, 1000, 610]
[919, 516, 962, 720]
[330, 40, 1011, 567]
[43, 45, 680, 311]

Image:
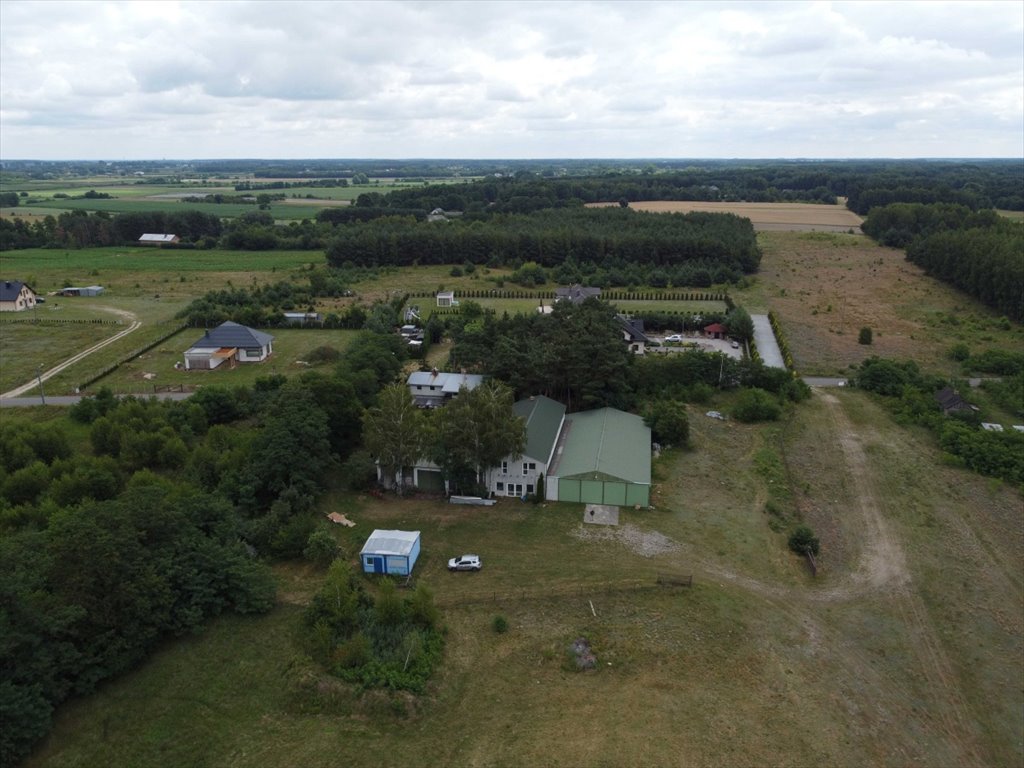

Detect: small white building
[138, 233, 180, 246]
[0, 280, 38, 312]
[184, 321, 274, 370]
[360, 530, 421, 576]
[436, 290, 456, 308]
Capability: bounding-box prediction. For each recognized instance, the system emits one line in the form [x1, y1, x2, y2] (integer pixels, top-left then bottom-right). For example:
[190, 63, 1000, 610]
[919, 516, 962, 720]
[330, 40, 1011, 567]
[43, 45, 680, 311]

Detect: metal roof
[550, 408, 651, 484]
[189, 321, 273, 349]
[407, 370, 484, 394]
[139, 233, 178, 243]
[514, 395, 566, 465]
[360, 529, 420, 557]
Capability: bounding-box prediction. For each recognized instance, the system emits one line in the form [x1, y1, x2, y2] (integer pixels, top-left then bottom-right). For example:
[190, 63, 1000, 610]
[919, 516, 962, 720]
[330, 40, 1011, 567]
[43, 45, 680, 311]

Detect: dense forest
[325, 208, 761, 276]
[862, 202, 1023, 321]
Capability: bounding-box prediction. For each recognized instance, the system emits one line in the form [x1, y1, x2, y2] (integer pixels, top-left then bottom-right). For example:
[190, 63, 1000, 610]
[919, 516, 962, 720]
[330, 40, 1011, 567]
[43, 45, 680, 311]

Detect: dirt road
[0, 307, 141, 399]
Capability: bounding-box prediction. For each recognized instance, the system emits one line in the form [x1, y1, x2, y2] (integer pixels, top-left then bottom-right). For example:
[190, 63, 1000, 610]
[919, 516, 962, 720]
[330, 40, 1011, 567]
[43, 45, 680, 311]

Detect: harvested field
[587, 200, 864, 232]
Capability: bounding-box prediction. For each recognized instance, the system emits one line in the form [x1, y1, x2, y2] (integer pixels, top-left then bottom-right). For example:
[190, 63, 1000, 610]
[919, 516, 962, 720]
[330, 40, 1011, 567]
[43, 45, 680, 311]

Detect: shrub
[304, 529, 340, 568]
[948, 342, 970, 362]
[492, 615, 509, 634]
[788, 525, 820, 556]
[732, 388, 782, 423]
[306, 345, 341, 365]
[858, 326, 873, 345]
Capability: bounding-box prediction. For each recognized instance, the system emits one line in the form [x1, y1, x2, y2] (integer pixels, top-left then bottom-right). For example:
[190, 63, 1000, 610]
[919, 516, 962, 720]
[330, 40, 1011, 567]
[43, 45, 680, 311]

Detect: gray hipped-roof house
[184, 321, 274, 370]
[555, 285, 602, 304]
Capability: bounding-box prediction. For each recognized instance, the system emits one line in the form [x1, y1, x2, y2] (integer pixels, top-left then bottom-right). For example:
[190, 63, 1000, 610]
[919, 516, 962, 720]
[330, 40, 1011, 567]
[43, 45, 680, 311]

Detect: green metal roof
[552, 408, 651, 484]
[513, 396, 566, 465]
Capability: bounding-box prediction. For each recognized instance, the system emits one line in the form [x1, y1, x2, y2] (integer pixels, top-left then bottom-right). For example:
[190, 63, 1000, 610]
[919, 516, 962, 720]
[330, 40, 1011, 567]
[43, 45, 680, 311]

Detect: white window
[527, 484, 535, 495]
[522, 461, 536, 475]
[501, 461, 508, 473]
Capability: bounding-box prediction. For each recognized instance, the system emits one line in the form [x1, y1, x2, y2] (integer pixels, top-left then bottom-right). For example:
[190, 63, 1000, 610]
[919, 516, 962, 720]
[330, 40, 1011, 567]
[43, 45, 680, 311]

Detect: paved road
[750, 314, 785, 369]
[0, 392, 194, 408]
[1, 307, 142, 398]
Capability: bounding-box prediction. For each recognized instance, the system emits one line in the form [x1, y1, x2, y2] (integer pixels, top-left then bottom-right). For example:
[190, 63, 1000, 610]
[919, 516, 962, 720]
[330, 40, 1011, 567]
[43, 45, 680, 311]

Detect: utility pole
[36, 365, 46, 406]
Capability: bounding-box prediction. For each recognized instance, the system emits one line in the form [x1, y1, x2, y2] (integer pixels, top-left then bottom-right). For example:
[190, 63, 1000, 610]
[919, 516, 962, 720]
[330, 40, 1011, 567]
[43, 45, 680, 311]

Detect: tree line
[325, 208, 761, 275]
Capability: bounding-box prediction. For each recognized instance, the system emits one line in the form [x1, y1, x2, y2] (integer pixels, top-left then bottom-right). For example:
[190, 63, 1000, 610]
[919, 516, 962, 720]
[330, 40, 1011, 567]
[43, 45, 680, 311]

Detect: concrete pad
[583, 504, 620, 526]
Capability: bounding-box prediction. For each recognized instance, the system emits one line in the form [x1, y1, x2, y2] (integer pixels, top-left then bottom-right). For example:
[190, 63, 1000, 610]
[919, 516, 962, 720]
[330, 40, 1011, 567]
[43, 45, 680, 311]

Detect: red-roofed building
[704, 323, 727, 339]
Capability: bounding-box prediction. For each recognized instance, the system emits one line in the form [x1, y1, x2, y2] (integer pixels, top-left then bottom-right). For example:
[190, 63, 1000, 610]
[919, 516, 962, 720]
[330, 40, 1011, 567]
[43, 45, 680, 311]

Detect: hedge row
[411, 289, 730, 302]
[0, 318, 121, 326]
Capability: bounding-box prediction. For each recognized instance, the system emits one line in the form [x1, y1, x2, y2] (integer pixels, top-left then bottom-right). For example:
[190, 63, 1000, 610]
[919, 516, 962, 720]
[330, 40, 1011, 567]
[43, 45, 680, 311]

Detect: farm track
[0, 307, 141, 399]
[691, 392, 986, 765]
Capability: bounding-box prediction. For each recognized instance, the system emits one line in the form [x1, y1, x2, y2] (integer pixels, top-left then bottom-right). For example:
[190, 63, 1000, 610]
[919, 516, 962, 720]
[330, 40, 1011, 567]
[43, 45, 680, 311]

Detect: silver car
[448, 554, 482, 571]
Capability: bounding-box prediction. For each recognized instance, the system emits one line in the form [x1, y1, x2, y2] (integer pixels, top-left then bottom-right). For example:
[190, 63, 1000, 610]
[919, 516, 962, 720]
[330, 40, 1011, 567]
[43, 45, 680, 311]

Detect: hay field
[732, 231, 1024, 376]
[587, 200, 864, 232]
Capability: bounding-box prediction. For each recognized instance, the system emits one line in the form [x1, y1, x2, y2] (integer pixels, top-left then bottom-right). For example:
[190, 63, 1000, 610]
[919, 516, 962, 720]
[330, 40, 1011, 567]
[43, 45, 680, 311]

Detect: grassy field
[732, 230, 1024, 376]
[26, 391, 1023, 768]
[20, 197, 326, 221]
[587, 200, 865, 232]
[88, 328, 358, 394]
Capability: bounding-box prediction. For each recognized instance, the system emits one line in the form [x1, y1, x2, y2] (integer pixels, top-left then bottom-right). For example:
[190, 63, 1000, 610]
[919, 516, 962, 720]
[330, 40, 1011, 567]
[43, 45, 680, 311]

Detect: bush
[858, 326, 873, 345]
[304, 529, 340, 568]
[732, 388, 782, 423]
[306, 345, 341, 365]
[492, 615, 509, 634]
[948, 342, 970, 362]
[788, 525, 820, 556]
[644, 400, 690, 446]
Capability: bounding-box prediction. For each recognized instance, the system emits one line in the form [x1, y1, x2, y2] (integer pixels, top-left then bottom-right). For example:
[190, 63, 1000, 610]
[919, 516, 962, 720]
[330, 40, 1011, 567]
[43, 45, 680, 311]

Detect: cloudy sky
[1, 0, 1021, 159]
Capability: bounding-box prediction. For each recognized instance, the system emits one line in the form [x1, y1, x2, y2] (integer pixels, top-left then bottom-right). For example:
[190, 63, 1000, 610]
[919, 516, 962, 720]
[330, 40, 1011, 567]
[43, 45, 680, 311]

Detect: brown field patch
[586, 200, 864, 231]
[732, 231, 1024, 376]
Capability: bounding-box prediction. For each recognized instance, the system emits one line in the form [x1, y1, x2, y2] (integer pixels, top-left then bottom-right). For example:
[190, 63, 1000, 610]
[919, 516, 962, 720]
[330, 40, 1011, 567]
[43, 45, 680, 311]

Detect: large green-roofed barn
[548, 408, 651, 507]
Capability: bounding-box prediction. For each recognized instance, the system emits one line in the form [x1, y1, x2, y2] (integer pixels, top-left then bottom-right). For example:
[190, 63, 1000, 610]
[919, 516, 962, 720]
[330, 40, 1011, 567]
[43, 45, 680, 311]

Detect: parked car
[731, 340, 740, 349]
[448, 554, 482, 571]
[664, 334, 684, 343]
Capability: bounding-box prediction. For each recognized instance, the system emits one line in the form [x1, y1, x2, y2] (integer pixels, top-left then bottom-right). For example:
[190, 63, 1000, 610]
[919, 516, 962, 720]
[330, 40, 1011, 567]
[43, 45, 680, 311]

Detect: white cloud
[0, 0, 1020, 158]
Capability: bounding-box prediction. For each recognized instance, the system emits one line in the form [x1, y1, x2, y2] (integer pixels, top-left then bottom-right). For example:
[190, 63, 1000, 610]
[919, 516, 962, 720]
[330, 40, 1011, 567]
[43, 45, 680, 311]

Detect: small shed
[360, 529, 421, 576]
[436, 290, 455, 308]
[704, 322, 727, 339]
[60, 285, 104, 297]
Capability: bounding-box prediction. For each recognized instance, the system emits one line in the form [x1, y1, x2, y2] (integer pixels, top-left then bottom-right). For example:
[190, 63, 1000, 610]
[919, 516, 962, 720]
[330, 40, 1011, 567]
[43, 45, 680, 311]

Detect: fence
[0, 317, 122, 326]
[76, 322, 189, 392]
[432, 573, 693, 607]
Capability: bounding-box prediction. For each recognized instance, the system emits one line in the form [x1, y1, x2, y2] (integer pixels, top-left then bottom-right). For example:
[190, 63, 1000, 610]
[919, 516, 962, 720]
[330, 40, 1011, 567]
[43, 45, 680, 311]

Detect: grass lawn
[26, 391, 1023, 768]
[83, 328, 359, 394]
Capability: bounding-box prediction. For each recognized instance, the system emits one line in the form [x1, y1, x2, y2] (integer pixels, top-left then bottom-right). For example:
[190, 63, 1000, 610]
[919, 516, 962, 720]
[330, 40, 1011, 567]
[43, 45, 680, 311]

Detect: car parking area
[651, 334, 744, 360]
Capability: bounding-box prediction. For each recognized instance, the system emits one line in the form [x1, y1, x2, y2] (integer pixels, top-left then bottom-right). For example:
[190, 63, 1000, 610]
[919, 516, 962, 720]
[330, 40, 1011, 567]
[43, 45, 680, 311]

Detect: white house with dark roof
[0, 280, 37, 312]
[184, 321, 274, 370]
